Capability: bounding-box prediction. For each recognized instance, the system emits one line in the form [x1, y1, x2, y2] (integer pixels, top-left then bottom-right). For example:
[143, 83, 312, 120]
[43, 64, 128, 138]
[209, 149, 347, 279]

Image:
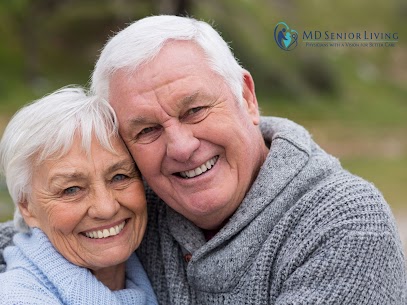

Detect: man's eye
[140, 126, 156, 135]
[181, 106, 209, 123]
[135, 125, 163, 144]
[187, 107, 204, 114]
[63, 186, 80, 196]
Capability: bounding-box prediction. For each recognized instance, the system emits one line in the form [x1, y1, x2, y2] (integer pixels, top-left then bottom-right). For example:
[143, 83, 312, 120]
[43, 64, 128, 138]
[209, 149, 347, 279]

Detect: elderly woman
[0, 87, 158, 304]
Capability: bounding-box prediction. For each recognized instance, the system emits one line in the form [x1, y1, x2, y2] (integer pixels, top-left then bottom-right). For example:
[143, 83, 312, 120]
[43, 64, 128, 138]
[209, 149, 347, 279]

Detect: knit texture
[0, 221, 14, 273]
[135, 117, 407, 304]
[0, 228, 158, 305]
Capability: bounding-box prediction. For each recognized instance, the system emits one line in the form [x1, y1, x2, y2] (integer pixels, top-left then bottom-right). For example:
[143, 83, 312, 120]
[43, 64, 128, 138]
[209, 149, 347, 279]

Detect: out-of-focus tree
[153, 0, 193, 16]
[20, 0, 60, 85]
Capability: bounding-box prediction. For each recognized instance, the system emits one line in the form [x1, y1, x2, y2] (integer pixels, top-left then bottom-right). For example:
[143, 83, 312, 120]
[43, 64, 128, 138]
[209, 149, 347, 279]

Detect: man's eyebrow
[180, 92, 200, 108]
[129, 115, 149, 127]
[128, 92, 201, 127]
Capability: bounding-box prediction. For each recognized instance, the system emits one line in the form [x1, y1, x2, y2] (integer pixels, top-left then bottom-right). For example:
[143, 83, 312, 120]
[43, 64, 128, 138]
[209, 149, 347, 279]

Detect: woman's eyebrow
[49, 172, 86, 184]
[106, 159, 136, 174]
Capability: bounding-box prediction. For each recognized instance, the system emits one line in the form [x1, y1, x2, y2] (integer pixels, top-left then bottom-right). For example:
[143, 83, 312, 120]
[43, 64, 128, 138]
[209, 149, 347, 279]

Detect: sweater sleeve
[276, 231, 406, 305]
[267, 169, 407, 305]
[275, 228, 406, 305]
[0, 221, 16, 273]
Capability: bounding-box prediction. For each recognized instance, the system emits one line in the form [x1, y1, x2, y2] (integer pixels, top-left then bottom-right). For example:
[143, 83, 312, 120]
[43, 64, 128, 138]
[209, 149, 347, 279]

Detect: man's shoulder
[0, 221, 16, 247]
[299, 170, 394, 231]
[0, 221, 17, 273]
[316, 170, 386, 206]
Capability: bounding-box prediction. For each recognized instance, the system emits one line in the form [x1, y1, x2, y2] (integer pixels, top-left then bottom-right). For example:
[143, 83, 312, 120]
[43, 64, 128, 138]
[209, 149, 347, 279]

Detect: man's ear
[241, 70, 260, 125]
[19, 199, 39, 228]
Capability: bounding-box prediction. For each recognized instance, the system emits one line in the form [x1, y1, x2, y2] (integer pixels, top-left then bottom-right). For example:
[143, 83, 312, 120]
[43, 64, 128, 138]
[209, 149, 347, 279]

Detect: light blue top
[0, 228, 158, 305]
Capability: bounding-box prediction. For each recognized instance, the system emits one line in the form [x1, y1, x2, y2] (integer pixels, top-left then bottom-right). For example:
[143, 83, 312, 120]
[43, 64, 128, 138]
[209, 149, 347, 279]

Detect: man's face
[109, 41, 268, 229]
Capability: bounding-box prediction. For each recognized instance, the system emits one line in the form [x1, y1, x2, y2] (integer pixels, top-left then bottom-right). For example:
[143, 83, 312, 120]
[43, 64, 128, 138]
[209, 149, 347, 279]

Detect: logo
[274, 22, 298, 51]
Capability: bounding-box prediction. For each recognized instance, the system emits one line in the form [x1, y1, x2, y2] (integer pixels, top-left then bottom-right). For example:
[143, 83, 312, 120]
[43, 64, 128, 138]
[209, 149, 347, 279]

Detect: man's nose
[165, 123, 200, 162]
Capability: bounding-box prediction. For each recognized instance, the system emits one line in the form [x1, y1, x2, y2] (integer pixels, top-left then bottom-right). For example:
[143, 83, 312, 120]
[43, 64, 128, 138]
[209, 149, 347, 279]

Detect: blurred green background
[0, 0, 406, 227]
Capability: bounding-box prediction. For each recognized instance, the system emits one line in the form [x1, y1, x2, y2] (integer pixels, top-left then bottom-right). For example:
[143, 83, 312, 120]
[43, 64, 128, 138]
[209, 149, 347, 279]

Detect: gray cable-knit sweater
[1, 117, 406, 304]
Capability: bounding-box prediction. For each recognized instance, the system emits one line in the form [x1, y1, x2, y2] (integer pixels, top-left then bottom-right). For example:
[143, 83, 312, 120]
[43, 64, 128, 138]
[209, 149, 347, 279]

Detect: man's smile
[177, 156, 219, 179]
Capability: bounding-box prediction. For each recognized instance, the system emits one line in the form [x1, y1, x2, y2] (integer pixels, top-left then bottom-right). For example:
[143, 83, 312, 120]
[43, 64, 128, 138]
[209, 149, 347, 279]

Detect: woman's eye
[112, 174, 127, 182]
[63, 186, 80, 196]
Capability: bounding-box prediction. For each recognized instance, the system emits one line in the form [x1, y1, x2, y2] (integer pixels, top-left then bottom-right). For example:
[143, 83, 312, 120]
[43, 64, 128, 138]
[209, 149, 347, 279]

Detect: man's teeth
[179, 156, 218, 178]
[84, 221, 125, 239]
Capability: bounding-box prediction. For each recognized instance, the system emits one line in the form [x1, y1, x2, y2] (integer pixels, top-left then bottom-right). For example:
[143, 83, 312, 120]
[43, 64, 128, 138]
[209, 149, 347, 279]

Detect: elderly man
[1, 15, 406, 304]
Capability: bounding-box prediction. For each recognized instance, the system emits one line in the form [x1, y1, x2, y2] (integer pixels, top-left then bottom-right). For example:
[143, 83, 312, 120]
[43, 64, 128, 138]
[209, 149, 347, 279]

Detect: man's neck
[201, 217, 230, 241]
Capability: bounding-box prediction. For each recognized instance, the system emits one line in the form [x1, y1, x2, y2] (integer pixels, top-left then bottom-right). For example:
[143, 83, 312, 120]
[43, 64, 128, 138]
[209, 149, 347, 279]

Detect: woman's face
[21, 134, 147, 271]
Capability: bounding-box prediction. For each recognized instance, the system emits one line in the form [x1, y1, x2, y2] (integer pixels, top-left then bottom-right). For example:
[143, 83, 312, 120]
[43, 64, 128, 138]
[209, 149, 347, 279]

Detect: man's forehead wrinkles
[134, 67, 191, 93]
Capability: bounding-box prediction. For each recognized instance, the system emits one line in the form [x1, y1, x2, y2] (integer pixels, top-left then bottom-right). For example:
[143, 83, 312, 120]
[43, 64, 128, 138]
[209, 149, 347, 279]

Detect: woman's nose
[88, 186, 120, 219]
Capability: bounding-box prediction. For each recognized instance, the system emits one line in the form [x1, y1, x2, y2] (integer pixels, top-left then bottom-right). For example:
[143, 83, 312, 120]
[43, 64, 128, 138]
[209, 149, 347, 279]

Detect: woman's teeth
[179, 156, 218, 178]
[84, 221, 125, 239]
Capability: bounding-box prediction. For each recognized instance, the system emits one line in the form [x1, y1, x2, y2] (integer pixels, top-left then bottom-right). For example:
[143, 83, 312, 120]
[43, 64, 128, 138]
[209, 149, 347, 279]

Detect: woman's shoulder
[0, 266, 62, 304]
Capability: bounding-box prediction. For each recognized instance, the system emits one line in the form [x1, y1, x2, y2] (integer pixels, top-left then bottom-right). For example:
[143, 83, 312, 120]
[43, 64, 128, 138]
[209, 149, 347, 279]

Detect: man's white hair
[91, 15, 245, 103]
[0, 87, 118, 232]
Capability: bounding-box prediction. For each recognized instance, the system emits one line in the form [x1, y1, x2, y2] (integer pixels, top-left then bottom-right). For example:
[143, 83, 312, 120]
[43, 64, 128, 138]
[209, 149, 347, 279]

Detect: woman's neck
[92, 262, 126, 291]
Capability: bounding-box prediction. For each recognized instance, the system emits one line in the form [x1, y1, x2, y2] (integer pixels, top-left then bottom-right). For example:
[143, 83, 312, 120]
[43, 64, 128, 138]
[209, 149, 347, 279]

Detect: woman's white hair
[0, 86, 118, 232]
[91, 15, 245, 103]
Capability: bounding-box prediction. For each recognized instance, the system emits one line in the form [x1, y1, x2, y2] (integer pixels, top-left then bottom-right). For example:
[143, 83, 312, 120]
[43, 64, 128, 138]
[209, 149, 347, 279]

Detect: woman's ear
[19, 199, 39, 228]
[241, 70, 260, 125]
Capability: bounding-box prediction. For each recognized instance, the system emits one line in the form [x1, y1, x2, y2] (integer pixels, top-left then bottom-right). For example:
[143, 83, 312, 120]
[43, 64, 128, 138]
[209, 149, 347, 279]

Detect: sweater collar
[192, 117, 312, 253]
[168, 117, 312, 251]
[11, 228, 156, 304]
